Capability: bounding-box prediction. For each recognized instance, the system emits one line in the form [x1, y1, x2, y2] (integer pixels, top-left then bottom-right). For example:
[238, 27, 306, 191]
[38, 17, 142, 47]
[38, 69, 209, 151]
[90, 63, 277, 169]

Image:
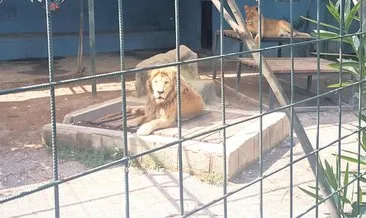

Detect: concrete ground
[0, 111, 360, 218]
[0, 50, 363, 217]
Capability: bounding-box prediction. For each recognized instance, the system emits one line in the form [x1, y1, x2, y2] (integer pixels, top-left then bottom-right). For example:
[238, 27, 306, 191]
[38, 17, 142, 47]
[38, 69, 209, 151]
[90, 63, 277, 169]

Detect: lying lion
[244, 5, 311, 44]
[126, 67, 204, 136]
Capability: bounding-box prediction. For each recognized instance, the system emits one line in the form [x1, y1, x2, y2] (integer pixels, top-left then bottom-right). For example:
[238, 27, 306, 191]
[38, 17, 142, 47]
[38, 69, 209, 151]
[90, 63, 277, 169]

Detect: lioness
[244, 5, 311, 44]
[127, 67, 204, 136]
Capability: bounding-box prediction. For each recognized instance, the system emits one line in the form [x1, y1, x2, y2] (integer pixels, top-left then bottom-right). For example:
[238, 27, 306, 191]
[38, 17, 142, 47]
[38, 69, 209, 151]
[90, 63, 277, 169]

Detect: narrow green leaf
[344, 0, 352, 23]
[353, 35, 361, 52]
[326, 2, 341, 24]
[336, 158, 340, 186]
[336, 154, 366, 165]
[354, 174, 366, 183]
[359, 185, 363, 204]
[315, 30, 353, 45]
[327, 81, 354, 88]
[340, 149, 359, 156]
[324, 160, 338, 190]
[308, 186, 320, 191]
[345, 1, 361, 31]
[339, 195, 352, 205]
[300, 16, 341, 32]
[343, 163, 349, 209]
[329, 62, 360, 68]
[359, 114, 366, 122]
[361, 133, 366, 152]
[298, 187, 325, 201]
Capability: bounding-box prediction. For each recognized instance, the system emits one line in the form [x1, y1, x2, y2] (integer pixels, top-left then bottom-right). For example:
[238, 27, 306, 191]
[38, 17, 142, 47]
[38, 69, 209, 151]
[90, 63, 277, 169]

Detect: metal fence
[0, 0, 366, 217]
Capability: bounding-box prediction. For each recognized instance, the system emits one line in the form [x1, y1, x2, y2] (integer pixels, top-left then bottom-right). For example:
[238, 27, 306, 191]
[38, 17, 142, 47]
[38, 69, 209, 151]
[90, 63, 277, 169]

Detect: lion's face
[149, 69, 175, 104]
[244, 5, 258, 25]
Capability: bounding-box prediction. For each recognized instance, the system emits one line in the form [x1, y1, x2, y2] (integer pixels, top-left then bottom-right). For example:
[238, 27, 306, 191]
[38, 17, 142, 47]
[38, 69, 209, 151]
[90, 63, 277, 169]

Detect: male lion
[126, 67, 204, 136]
[244, 5, 311, 44]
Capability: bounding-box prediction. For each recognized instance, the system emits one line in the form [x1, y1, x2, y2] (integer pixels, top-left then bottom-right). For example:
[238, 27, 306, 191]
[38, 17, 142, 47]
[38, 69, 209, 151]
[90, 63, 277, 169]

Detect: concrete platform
[42, 97, 289, 180]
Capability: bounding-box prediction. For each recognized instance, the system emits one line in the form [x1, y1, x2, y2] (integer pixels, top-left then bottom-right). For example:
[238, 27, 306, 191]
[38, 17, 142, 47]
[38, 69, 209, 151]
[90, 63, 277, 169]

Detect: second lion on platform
[244, 5, 311, 44]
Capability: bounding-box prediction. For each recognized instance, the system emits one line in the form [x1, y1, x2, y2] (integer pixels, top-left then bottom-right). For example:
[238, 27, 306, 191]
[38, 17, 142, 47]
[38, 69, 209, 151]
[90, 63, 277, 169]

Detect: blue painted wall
[0, 0, 177, 60]
[0, 0, 344, 60]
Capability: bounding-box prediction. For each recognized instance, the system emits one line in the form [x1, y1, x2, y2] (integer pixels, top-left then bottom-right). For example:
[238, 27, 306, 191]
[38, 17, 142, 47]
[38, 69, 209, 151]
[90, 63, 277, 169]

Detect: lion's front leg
[126, 105, 145, 116]
[127, 115, 149, 128]
[136, 116, 175, 136]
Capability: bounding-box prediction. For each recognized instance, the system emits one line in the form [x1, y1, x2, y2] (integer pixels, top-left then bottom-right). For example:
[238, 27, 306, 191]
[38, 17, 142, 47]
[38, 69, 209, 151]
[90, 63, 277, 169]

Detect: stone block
[157, 145, 179, 171]
[77, 131, 93, 150]
[91, 134, 102, 149]
[238, 136, 256, 171]
[227, 148, 239, 179]
[135, 45, 199, 97]
[271, 116, 281, 147]
[209, 154, 224, 174]
[186, 79, 217, 105]
[182, 146, 211, 175]
[100, 135, 123, 151]
[42, 124, 77, 148]
[282, 117, 290, 140]
[262, 126, 271, 153]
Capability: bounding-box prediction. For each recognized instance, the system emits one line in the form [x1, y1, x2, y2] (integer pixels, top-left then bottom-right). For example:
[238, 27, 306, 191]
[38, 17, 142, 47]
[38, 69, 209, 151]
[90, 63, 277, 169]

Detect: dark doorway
[201, 1, 212, 49]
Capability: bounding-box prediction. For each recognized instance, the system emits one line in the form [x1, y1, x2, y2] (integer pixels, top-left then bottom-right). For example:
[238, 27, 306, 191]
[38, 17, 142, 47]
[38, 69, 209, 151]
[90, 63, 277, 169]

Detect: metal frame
[0, 0, 365, 217]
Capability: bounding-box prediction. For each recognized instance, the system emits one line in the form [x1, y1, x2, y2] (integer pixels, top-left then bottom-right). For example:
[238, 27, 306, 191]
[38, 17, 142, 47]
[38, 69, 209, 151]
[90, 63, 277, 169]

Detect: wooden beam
[211, 0, 338, 216]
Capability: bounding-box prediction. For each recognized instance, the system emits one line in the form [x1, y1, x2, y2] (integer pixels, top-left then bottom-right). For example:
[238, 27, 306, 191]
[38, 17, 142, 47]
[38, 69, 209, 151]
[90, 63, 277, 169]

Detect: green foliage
[299, 159, 364, 217]
[299, 110, 366, 217]
[302, 0, 364, 90]
[51, 145, 124, 169]
[299, 3, 366, 215]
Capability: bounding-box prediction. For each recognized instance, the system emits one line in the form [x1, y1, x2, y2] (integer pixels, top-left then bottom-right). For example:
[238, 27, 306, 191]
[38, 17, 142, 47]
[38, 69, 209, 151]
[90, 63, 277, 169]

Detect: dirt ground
[0, 88, 127, 188]
[0, 52, 143, 189]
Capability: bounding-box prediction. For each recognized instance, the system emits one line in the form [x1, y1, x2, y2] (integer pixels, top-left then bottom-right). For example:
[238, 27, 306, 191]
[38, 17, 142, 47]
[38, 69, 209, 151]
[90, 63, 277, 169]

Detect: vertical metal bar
[174, 0, 184, 215]
[219, 1, 228, 217]
[257, 0, 263, 217]
[212, 31, 218, 79]
[117, 0, 129, 217]
[45, 1, 60, 217]
[357, 1, 364, 214]
[315, 0, 321, 216]
[338, 0, 344, 215]
[289, 0, 294, 217]
[88, 0, 97, 96]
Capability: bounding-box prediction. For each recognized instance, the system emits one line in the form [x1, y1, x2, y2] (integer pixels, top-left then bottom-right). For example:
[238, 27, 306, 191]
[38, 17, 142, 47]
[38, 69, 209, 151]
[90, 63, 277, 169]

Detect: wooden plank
[153, 111, 212, 136]
[221, 30, 314, 42]
[238, 57, 337, 74]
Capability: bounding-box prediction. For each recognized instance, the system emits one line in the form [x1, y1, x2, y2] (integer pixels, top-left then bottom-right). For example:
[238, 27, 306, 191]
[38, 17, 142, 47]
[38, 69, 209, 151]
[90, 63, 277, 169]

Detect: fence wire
[0, 0, 366, 217]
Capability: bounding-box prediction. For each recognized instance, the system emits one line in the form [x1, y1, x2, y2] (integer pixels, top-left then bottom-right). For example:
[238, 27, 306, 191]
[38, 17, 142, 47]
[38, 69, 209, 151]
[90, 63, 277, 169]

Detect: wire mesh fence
[0, 0, 366, 217]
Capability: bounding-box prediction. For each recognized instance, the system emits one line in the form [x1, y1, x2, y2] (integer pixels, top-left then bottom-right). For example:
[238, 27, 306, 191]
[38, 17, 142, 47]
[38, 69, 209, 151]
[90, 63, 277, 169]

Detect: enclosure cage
[1, 0, 366, 217]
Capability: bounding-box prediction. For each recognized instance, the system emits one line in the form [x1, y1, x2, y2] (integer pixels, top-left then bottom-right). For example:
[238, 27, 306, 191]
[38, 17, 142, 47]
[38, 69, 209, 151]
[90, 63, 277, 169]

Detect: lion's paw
[131, 108, 142, 115]
[136, 124, 154, 136]
[127, 119, 140, 128]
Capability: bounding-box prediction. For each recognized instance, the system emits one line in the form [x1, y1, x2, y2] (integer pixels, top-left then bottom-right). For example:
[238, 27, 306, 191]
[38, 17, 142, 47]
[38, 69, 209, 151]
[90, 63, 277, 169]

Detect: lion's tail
[294, 30, 312, 38]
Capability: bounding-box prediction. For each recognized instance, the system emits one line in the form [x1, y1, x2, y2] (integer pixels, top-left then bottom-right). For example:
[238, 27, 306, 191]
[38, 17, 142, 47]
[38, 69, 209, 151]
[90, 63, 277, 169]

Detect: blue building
[0, 0, 332, 61]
